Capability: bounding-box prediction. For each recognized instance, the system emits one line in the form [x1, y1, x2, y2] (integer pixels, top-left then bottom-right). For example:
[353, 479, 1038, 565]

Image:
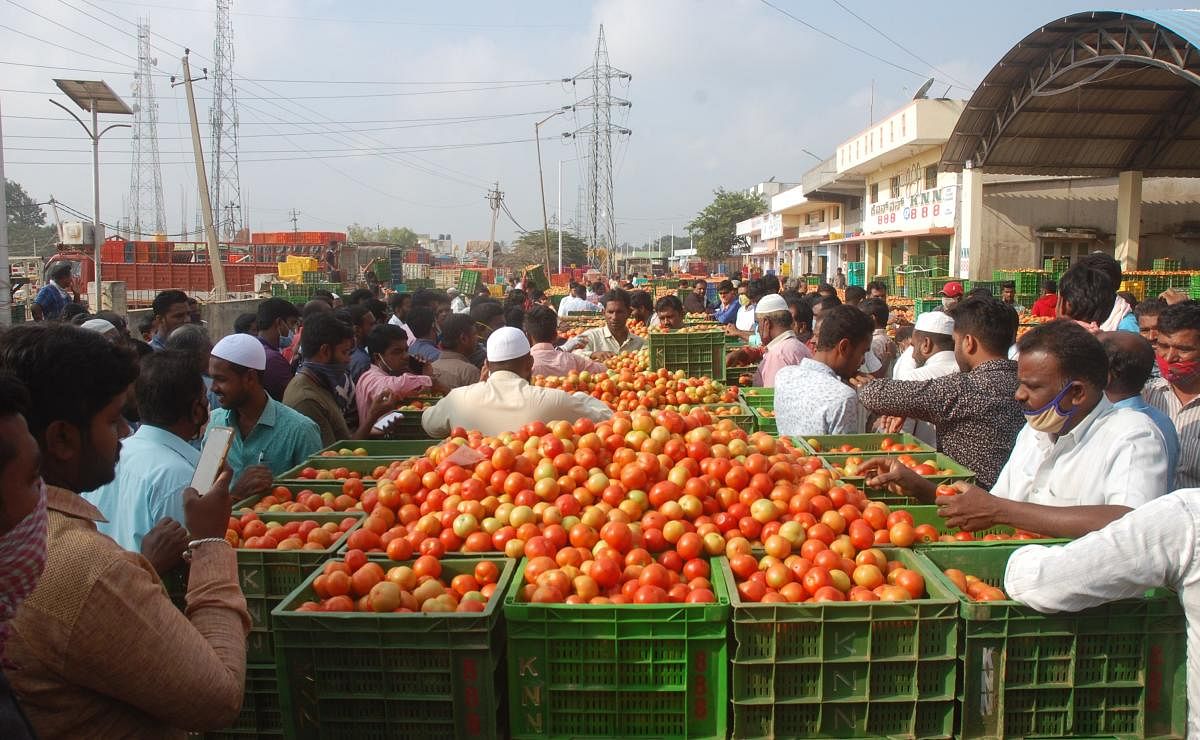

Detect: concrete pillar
[875, 239, 893, 277]
[954, 164, 984, 280]
[1115, 170, 1143, 271]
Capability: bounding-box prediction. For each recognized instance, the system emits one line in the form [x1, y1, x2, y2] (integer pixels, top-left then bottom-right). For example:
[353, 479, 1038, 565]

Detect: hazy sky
[0, 1, 1180, 247]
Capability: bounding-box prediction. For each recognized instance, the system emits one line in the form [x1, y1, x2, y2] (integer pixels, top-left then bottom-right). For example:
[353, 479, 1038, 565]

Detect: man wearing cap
[884, 311, 961, 445]
[421, 327, 612, 438]
[448, 287, 468, 314]
[207, 333, 323, 486]
[80, 318, 119, 342]
[939, 281, 964, 309]
[748, 294, 811, 387]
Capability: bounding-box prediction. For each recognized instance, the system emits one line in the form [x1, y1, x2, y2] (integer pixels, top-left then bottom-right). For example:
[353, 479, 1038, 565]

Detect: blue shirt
[1118, 312, 1140, 334]
[81, 424, 200, 552]
[34, 283, 68, 320]
[1113, 394, 1180, 489]
[149, 334, 168, 351]
[349, 346, 372, 383]
[714, 301, 739, 325]
[409, 338, 442, 363]
[207, 394, 323, 479]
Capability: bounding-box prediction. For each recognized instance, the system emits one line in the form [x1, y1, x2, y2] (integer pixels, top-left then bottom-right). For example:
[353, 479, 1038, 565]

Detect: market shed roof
[941, 9, 1200, 177]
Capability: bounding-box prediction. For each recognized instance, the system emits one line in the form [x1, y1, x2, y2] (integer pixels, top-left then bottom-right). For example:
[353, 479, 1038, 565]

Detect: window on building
[924, 165, 938, 191]
[849, 196, 861, 210]
[833, 206, 841, 220]
[869, 183, 879, 204]
[889, 176, 900, 197]
[889, 121, 894, 143]
[901, 113, 907, 137]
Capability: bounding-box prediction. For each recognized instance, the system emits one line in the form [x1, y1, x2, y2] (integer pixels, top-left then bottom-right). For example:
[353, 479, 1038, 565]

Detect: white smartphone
[191, 426, 234, 493]
[373, 410, 403, 432]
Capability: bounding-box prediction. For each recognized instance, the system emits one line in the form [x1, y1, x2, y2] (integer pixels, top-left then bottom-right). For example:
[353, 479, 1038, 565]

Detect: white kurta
[892, 349, 958, 445]
[420, 370, 612, 438]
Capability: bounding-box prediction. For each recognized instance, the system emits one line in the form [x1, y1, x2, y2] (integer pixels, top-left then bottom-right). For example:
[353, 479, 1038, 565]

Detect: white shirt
[774, 357, 864, 437]
[557, 295, 602, 316]
[420, 370, 612, 437]
[992, 397, 1170, 508]
[893, 349, 958, 445]
[387, 314, 417, 344]
[1004, 490, 1198, 738]
[735, 303, 757, 332]
[450, 296, 468, 314]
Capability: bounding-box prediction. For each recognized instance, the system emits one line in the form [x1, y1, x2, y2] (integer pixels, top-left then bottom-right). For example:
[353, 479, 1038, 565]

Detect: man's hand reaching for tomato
[936, 482, 1006, 532]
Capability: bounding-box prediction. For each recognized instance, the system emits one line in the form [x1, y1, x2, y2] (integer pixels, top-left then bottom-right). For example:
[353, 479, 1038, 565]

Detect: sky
[0, 0, 1185, 249]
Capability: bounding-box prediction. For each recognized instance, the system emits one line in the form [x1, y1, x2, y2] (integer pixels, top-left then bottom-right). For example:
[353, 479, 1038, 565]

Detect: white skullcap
[80, 318, 116, 335]
[212, 333, 266, 370]
[859, 350, 882, 374]
[486, 326, 531, 363]
[755, 294, 789, 315]
[447, 287, 459, 296]
[914, 311, 955, 336]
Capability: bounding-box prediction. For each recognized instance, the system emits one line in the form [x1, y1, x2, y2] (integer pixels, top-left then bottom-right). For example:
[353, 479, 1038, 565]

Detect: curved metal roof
[941, 9, 1200, 177]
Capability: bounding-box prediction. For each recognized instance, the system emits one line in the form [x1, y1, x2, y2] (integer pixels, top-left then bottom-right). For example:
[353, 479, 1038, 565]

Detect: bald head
[1097, 330, 1156, 398]
[302, 300, 333, 320]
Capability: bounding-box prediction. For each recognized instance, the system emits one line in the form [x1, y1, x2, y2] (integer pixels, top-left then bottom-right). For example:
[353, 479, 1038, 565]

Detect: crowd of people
[4, 253, 1200, 734]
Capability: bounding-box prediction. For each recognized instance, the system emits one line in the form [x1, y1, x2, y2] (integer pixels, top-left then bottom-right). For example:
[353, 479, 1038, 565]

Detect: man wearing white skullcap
[421, 327, 612, 438]
[80, 318, 118, 341]
[879, 311, 960, 445]
[206, 332, 322, 491]
[751, 293, 812, 387]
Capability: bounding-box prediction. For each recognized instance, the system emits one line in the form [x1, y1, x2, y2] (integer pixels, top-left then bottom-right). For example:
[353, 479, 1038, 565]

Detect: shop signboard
[761, 213, 784, 240]
[866, 184, 957, 234]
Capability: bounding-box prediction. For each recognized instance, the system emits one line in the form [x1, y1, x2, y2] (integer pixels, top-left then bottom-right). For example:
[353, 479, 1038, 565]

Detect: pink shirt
[530, 342, 606, 378]
[755, 331, 813, 387]
[354, 364, 433, 411]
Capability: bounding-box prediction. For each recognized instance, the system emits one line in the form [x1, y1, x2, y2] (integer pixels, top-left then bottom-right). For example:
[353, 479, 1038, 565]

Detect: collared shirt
[892, 349, 960, 445]
[774, 357, 864, 436]
[33, 283, 68, 320]
[1113, 394, 1180, 489]
[348, 346, 372, 383]
[283, 371, 351, 446]
[754, 331, 812, 387]
[531, 342, 605, 378]
[431, 350, 482, 390]
[1144, 377, 1200, 488]
[991, 397, 1169, 508]
[5, 486, 250, 738]
[715, 300, 739, 325]
[257, 336, 295, 400]
[208, 394, 323, 477]
[387, 314, 417, 344]
[1004, 490, 1200, 739]
[81, 425, 199, 553]
[149, 333, 168, 351]
[870, 328, 898, 377]
[857, 358, 1024, 489]
[354, 365, 432, 414]
[735, 304, 757, 332]
[557, 295, 602, 316]
[409, 337, 442, 364]
[421, 370, 612, 438]
[574, 325, 645, 356]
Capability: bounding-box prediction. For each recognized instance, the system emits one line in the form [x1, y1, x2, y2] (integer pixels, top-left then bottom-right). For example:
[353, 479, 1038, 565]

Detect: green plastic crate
[273, 556, 514, 739]
[647, 330, 726, 380]
[725, 363, 758, 386]
[749, 405, 776, 435]
[277, 448, 431, 483]
[199, 663, 283, 738]
[719, 549, 959, 739]
[238, 512, 362, 662]
[233, 482, 348, 512]
[460, 269, 481, 295]
[315, 438, 439, 458]
[740, 387, 774, 409]
[913, 545, 1187, 739]
[992, 270, 1046, 294]
[1152, 258, 1182, 271]
[505, 557, 729, 739]
[523, 264, 549, 291]
[913, 297, 943, 317]
[796, 433, 935, 454]
[895, 504, 1071, 546]
[824, 452, 975, 506]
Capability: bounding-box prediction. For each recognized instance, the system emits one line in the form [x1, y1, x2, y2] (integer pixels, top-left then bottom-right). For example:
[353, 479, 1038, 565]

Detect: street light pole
[557, 158, 563, 273]
[535, 107, 569, 277]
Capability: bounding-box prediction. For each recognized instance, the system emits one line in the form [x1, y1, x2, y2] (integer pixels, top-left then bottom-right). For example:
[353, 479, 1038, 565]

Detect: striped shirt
[1143, 378, 1200, 488]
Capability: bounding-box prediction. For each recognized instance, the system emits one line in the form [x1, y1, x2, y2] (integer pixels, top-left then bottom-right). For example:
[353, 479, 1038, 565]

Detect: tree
[497, 229, 589, 271]
[347, 223, 419, 248]
[5, 179, 57, 257]
[686, 188, 767, 261]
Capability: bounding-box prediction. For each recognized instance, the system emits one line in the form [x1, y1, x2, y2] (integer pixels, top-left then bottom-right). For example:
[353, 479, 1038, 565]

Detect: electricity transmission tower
[210, 0, 243, 241]
[569, 25, 631, 268]
[128, 19, 166, 238]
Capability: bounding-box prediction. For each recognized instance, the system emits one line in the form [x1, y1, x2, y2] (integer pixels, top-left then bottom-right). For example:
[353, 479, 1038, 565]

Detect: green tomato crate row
[896, 504, 1071, 547]
[315, 438, 441, 459]
[503, 557, 730, 739]
[277, 444, 440, 483]
[914, 544, 1187, 739]
[796, 432, 936, 455]
[749, 405, 777, 435]
[718, 548, 960, 739]
[823, 451, 975, 506]
[647, 329, 727, 381]
[739, 386, 774, 409]
[272, 556, 515, 739]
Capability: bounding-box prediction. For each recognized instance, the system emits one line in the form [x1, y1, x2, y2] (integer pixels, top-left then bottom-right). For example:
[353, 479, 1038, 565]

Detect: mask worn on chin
[739, 295, 751, 307]
[941, 297, 956, 309]
[1023, 382, 1077, 434]
[279, 330, 295, 349]
[1157, 355, 1200, 385]
[0, 480, 49, 653]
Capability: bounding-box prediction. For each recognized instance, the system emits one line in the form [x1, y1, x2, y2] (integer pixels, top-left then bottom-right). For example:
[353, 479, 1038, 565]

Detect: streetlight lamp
[535, 106, 571, 276]
[50, 79, 132, 311]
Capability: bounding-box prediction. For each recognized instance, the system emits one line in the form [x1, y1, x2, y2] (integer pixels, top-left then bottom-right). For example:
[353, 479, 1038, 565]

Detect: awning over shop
[858, 227, 955, 242]
[820, 234, 867, 246]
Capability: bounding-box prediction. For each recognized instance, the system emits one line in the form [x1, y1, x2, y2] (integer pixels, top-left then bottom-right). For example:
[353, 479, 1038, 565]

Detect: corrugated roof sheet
[941, 9, 1200, 177]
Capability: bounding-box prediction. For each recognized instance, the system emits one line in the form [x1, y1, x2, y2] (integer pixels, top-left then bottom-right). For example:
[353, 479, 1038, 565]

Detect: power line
[7, 134, 563, 157]
[0, 22, 131, 67]
[828, 0, 971, 89]
[6, 0, 140, 64]
[756, 0, 973, 94]
[1, 109, 564, 129]
[500, 201, 529, 234]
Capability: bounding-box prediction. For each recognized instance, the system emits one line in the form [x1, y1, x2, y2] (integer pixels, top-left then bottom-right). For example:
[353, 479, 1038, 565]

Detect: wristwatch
[182, 537, 231, 562]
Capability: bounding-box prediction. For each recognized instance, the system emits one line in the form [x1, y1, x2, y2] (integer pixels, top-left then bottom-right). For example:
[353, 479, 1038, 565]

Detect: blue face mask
[278, 322, 295, 349]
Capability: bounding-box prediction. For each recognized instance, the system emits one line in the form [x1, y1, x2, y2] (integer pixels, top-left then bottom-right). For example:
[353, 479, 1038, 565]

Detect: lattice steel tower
[569, 25, 631, 263]
[210, 0, 242, 241]
[128, 19, 166, 237]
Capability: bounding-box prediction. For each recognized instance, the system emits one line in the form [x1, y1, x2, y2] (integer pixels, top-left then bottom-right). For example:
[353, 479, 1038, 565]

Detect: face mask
[376, 356, 402, 377]
[941, 297, 956, 309]
[279, 330, 295, 349]
[0, 480, 48, 652]
[1023, 382, 1077, 434]
[300, 361, 354, 413]
[1157, 356, 1200, 385]
[739, 295, 751, 307]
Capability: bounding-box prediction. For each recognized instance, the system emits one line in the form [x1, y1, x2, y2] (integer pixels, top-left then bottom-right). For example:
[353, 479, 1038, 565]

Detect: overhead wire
[827, 0, 971, 90]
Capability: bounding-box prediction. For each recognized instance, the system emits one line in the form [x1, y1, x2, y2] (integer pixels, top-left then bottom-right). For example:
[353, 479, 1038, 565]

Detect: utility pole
[557, 158, 563, 273]
[289, 208, 301, 232]
[485, 183, 502, 269]
[174, 52, 227, 299]
[0, 95, 10, 327]
[535, 107, 569, 276]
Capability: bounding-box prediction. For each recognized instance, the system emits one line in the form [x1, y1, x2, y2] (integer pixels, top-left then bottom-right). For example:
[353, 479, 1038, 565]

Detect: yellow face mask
[739, 295, 750, 307]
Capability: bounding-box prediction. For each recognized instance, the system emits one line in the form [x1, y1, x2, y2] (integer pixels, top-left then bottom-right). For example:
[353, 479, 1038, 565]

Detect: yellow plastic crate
[1119, 280, 1145, 301]
[487, 284, 504, 297]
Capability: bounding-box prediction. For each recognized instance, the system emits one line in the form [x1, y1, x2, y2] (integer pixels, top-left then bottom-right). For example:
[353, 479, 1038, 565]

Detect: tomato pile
[532, 368, 737, 411]
[226, 512, 359, 550]
[828, 454, 956, 479]
[943, 568, 1007, 602]
[296, 551, 504, 613]
[727, 547, 926, 603]
[319, 447, 371, 458]
[515, 540, 717, 605]
[804, 438, 926, 453]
